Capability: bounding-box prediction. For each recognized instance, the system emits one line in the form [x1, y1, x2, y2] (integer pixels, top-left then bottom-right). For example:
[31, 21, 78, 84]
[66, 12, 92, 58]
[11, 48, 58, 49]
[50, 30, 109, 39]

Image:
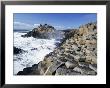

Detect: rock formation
[17, 22, 97, 75]
[21, 24, 56, 39]
[14, 47, 24, 54]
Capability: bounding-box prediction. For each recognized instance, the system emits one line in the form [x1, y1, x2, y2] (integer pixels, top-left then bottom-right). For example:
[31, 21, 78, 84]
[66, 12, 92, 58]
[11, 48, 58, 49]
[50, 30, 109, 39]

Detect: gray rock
[73, 66, 96, 75]
[79, 57, 86, 62]
[89, 64, 97, 72]
[55, 67, 68, 75]
[44, 61, 64, 75]
[78, 62, 89, 68]
[38, 61, 47, 75]
[65, 61, 78, 69]
[55, 67, 81, 75]
[71, 44, 78, 50]
[74, 55, 80, 61]
[68, 70, 81, 75]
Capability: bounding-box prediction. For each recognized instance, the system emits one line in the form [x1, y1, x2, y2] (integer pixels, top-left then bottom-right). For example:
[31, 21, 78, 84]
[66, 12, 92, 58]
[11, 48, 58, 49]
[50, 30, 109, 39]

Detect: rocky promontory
[17, 22, 97, 75]
[21, 24, 57, 39]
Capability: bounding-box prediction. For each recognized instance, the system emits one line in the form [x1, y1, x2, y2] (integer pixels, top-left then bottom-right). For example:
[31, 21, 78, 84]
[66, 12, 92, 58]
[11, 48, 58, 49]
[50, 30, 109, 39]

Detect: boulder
[65, 60, 78, 69]
[89, 64, 97, 72]
[14, 47, 23, 54]
[73, 66, 96, 75]
[78, 62, 89, 68]
[44, 60, 65, 75]
[17, 64, 40, 75]
[55, 67, 81, 75]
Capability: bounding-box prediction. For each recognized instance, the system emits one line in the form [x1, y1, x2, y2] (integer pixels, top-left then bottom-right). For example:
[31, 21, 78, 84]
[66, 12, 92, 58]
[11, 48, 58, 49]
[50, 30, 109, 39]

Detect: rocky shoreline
[21, 24, 57, 39]
[17, 22, 97, 75]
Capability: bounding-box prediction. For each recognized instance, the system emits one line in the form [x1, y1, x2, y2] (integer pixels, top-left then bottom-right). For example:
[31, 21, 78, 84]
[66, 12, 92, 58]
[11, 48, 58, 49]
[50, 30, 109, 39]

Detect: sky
[14, 13, 97, 30]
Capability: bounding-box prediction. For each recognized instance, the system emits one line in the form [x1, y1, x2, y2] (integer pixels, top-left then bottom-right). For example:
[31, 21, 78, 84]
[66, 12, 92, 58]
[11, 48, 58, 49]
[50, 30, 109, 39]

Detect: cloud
[14, 22, 68, 30]
[33, 24, 40, 28]
[54, 25, 65, 30]
[14, 22, 34, 30]
[67, 27, 72, 29]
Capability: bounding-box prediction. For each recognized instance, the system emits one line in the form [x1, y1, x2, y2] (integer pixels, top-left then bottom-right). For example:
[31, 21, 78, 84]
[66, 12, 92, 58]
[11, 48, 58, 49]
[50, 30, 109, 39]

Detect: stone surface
[65, 60, 78, 69]
[89, 64, 97, 72]
[55, 66, 81, 75]
[73, 66, 96, 75]
[21, 24, 56, 39]
[14, 47, 24, 54]
[44, 61, 65, 75]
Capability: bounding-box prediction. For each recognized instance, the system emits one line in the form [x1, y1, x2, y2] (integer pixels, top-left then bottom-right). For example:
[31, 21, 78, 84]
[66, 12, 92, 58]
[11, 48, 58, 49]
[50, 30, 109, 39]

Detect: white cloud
[54, 25, 65, 30]
[67, 27, 73, 29]
[14, 22, 67, 30]
[33, 24, 40, 28]
[14, 22, 35, 30]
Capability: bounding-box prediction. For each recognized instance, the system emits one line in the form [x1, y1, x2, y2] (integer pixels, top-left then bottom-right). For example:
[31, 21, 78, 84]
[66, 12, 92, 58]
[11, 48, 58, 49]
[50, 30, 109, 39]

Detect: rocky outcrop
[14, 47, 24, 54]
[17, 22, 97, 75]
[21, 24, 56, 39]
[17, 64, 40, 75]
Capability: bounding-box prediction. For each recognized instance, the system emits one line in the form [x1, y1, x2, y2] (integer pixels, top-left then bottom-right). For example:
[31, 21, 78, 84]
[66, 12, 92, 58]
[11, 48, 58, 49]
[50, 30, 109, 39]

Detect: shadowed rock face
[17, 22, 97, 75]
[14, 47, 23, 54]
[17, 64, 40, 75]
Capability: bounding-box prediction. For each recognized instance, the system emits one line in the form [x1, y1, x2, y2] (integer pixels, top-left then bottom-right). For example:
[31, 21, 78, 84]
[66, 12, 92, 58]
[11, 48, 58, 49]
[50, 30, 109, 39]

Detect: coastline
[16, 22, 97, 75]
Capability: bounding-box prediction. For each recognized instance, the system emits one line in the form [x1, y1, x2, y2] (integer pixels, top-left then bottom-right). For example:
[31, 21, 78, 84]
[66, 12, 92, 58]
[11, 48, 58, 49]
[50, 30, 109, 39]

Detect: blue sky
[14, 13, 97, 30]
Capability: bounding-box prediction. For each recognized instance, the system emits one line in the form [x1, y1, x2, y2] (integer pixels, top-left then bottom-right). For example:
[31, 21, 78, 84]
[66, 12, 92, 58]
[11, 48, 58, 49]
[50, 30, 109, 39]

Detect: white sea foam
[14, 32, 59, 74]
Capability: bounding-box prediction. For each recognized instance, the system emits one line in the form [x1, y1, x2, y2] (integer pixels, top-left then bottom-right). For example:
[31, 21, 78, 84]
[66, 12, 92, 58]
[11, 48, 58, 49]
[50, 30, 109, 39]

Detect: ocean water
[14, 31, 60, 74]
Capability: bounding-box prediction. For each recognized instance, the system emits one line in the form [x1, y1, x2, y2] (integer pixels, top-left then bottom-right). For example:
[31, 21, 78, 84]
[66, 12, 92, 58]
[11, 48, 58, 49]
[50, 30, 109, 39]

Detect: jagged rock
[17, 67, 32, 75]
[14, 47, 23, 54]
[55, 66, 81, 75]
[79, 57, 86, 62]
[44, 60, 65, 75]
[85, 55, 97, 64]
[73, 66, 96, 75]
[65, 60, 78, 69]
[78, 62, 89, 68]
[37, 61, 48, 75]
[73, 55, 80, 61]
[89, 64, 97, 72]
[17, 64, 40, 75]
[21, 24, 56, 39]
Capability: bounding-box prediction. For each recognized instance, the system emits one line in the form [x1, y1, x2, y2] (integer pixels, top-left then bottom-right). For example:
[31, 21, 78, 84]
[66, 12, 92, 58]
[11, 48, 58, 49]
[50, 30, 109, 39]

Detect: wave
[14, 32, 60, 74]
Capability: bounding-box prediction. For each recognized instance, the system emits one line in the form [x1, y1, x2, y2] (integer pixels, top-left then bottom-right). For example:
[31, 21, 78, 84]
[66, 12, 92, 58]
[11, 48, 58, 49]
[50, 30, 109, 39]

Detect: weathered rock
[65, 60, 78, 69]
[17, 64, 40, 75]
[44, 61, 65, 75]
[79, 57, 86, 62]
[38, 61, 48, 75]
[89, 64, 97, 72]
[17, 67, 32, 75]
[21, 24, 56, 39]
[85, 55, 97, 64]
[74, 55, 80, 61]
[14, 47, 23, 54]
[78, 62, 89, 68]
[73, 66, 96, 75]
[55, 67, 81, 75]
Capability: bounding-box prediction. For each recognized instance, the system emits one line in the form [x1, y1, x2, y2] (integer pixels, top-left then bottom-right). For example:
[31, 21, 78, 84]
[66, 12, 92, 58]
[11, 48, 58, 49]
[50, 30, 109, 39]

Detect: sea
[13, 30, 61, 75]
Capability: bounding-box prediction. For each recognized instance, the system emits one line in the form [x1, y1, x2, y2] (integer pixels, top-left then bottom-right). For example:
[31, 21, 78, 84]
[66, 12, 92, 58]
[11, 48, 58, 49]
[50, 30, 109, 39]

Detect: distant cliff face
[17, 22, 97, 75]
[21, 24, 56, 39]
